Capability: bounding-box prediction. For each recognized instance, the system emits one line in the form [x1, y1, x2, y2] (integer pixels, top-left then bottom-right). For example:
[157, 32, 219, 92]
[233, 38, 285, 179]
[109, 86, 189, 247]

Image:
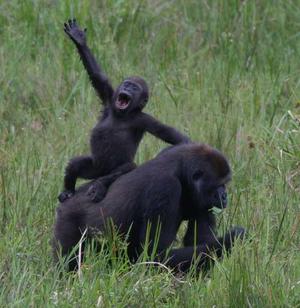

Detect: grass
[0, 0, 299, 306]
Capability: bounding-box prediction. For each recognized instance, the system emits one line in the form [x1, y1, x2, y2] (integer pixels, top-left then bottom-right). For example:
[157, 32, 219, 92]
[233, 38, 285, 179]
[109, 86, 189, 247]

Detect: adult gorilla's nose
[221, 191, 227, 202]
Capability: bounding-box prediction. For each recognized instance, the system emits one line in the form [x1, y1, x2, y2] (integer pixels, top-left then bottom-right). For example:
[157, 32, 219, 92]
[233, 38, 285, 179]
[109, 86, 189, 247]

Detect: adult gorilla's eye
[193, 170, 204, 181]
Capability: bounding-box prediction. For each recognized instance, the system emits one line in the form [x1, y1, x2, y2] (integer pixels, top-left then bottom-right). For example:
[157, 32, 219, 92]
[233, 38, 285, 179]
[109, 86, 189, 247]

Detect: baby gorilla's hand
[64, 19, 87, 46]
[86, 181, 107, 202]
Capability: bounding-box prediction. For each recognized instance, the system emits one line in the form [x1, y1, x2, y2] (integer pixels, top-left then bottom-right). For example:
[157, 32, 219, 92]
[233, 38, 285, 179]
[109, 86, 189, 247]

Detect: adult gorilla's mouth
[116, 92, 131, 109]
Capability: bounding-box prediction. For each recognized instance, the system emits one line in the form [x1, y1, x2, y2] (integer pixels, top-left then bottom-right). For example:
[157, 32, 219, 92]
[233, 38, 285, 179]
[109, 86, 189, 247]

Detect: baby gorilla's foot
[58, 190, 74, 203]
[86, 181, 107, 202]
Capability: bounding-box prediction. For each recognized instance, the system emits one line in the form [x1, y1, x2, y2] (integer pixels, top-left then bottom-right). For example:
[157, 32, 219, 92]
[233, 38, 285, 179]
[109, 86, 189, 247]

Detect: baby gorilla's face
[114, 80, 143, 112]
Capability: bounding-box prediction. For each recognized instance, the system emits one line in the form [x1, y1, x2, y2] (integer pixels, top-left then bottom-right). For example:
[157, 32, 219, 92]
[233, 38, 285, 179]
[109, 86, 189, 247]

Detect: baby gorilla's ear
[143, 92, 149, 104]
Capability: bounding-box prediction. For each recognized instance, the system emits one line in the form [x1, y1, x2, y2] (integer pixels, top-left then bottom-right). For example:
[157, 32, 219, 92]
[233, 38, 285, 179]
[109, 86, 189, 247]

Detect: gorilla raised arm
[58, 19, 189, 203]
[53, 143, 245, 272]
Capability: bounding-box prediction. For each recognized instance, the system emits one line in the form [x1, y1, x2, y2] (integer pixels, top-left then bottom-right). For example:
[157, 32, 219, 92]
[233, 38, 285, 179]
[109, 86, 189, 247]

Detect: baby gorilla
[58, 19, 190, 203]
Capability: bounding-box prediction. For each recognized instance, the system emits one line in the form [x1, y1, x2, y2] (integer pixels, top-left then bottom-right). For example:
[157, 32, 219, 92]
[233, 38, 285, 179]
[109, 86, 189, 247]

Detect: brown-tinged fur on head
[157, 143, 231, 183]
[191, 144, 231, 179]
[167, 143, 232, 186]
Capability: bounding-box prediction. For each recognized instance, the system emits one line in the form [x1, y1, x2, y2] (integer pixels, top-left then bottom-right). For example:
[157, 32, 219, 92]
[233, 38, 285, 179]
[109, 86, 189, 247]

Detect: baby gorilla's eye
[193, 170, 204, 181]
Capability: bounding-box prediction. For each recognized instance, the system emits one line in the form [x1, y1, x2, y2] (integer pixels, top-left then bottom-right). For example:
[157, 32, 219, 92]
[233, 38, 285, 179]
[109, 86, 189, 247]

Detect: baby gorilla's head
[113, 77, 149, 114]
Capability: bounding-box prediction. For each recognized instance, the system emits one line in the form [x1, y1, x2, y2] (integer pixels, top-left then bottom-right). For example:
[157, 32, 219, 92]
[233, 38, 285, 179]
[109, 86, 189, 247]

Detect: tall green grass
[0, 0, 299, 306]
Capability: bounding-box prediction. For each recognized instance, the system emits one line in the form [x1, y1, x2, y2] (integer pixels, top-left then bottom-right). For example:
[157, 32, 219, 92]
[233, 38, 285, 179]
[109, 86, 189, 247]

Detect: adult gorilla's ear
[192, 170, 204, 181]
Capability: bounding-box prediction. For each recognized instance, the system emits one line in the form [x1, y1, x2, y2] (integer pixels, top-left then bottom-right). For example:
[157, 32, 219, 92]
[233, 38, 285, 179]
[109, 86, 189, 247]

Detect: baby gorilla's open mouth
[116, 92, 131, 110]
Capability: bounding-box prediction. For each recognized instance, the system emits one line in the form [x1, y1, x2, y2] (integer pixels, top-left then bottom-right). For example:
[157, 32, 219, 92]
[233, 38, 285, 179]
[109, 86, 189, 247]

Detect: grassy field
[1, 0, 299, 306]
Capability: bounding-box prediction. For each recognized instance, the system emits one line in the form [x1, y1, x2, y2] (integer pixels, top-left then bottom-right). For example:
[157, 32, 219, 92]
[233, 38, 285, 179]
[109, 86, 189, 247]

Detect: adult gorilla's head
[178, 144, 231, 211]
[53, 143, 244, 273]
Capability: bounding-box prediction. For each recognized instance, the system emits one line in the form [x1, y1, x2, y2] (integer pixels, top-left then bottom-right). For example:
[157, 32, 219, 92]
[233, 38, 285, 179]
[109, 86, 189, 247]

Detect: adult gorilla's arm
[165, 227, 245, 272]
[135, 176, 183, 260]
[152, 193, 245, 272]
[183, 212, 217, 246]
[64, 19, 114, 105]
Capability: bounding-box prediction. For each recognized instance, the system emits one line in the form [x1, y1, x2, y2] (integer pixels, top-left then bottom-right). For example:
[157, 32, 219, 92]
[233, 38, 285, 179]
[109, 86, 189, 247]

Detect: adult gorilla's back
[53, 143, 245, 272]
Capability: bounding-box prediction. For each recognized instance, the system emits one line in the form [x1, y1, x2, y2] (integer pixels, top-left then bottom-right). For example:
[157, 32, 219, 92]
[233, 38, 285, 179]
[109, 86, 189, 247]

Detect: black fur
[58, 19, 190, 203]
[53, 143, 245, 272]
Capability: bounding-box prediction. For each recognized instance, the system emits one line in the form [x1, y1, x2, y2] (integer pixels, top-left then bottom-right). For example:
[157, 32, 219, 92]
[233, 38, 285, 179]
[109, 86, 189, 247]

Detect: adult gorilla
[53, 143, 245, 272]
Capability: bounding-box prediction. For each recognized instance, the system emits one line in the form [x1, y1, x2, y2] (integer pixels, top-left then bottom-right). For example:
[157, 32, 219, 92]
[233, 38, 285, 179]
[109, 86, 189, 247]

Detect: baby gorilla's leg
[86, 162, 136, 202]
[58, 155, 100, 202]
